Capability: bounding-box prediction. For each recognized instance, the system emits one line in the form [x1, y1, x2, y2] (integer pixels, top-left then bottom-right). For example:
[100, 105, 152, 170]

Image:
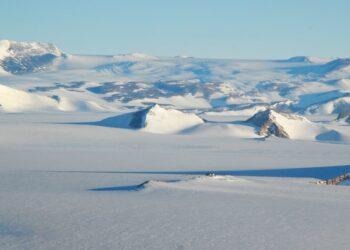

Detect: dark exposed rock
[129, 107, 150, 129]
[336, 111, 350, 123]
[246, 109, 290, 138]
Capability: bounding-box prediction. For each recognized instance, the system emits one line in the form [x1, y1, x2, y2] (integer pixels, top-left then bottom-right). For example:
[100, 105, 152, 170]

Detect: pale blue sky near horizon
[1, 0, 349, 59]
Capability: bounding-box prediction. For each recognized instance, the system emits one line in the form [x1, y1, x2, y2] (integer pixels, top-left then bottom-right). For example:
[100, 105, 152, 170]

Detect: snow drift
[0, 84, 58, 112]
[0, 84, 111, 113]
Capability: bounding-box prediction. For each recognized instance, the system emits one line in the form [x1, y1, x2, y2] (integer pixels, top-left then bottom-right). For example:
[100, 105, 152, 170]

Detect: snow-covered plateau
[1, 40, 350, 250]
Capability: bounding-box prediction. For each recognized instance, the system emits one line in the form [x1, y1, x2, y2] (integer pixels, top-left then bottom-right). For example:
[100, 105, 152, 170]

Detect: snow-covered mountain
[246, 109, 290, 138]
[0, 40, 65, 75]
[246, 109, 328, 140]
[95, 104, 204, 134]
[0, 40, 350, 142]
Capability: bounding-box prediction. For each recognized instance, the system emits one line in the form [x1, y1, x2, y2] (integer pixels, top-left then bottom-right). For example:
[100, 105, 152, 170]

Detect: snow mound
[52, 95, 114, 112]
[316, 130, 343, 142]
[0, 84, 57, 112]
[287, 56, 333, 64]
[246, 109, 323, 140]
[146, 175, 250, 192]
[97, 104, 204, 134]
[0, 84, 110, 113]
[334, 79, 350, 90]
[306, 96, 350, 115]
[181, 122, 260, 138]
[93, 175, 250, 192]
[113, 53, 158, 61]
[204, 105, 267, 117]
[0, 40, 64, 74]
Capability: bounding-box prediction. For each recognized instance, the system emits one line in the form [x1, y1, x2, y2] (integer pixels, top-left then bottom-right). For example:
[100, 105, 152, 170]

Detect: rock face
[0, 40, 64, 74]
[246, 109, 290, 138]
[336, 111, 350, 123]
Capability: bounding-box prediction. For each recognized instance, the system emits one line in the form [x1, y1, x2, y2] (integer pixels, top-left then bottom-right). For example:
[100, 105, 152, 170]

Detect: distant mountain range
[1, 40, 350, 143]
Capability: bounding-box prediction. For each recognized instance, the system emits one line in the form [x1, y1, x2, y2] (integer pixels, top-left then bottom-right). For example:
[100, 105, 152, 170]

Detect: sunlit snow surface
[0, 113, 350, 250]
[1, 41, 350, 249]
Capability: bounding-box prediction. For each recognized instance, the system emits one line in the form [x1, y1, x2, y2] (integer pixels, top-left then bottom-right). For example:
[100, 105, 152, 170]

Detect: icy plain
[1, 40, 350, 249]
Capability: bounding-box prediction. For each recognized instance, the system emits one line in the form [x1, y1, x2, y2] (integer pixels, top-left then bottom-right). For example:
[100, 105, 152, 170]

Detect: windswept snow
[0, 112, 350, 250]
[1, 40, 350, 250]
[0, 84, 57, 112]
[0, 84, 114, 113]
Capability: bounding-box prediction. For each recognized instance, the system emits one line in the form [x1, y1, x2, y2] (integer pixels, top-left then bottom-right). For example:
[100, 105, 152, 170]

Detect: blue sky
[1, 0, 349, 59]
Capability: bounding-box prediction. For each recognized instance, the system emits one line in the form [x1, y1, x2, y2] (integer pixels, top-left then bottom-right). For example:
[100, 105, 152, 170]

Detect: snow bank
[0, 84, 57, 112]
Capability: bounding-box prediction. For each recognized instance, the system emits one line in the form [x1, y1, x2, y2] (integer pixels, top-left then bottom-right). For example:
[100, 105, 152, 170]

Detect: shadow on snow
[40, 164, 350, 191]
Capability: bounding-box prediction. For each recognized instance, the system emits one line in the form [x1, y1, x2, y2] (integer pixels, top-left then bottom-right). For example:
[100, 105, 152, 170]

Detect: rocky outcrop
[336, 111, 350, 123]
[246, 109, 290, 138]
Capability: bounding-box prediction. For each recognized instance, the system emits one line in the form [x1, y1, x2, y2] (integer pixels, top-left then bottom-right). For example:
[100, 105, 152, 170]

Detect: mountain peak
[131, 105, 204, 133]
[0, 40, 64, 74]
[246, 109, 291, 138]
[98, 105, 204, 134]
[0, 40, 63, 58]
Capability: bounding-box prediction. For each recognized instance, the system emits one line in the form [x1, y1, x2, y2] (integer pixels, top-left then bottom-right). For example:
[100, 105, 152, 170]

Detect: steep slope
[336, 112, 350, 123]
[246, 109, 325, 140]
[320, 58, 350, 75]
[96, 104, 204, 134]
[246, 109, 290, 138]
[0, 40, 65, 74]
